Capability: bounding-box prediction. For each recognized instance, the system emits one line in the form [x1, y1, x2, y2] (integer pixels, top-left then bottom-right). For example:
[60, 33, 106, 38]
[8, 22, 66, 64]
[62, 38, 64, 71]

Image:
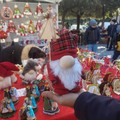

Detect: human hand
[42, 89, 85, 108]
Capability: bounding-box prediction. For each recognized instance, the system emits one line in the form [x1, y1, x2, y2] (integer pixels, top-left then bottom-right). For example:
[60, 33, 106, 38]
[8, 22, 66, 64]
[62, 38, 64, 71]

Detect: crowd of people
[84, 18, 120, 62]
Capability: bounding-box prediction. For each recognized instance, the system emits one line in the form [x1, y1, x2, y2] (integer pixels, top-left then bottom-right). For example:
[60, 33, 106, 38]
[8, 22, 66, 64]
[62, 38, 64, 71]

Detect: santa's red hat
[50, 30, 78, 60]
[0, 62, 19, 77]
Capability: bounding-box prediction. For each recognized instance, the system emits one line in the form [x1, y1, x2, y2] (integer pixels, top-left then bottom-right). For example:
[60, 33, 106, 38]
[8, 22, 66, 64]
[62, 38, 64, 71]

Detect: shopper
[84, 19, 100, 52]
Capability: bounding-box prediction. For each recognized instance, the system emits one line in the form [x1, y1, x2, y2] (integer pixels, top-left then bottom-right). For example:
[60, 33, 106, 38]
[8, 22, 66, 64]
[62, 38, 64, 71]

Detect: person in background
[42, 90, 120, 120]
[106, 20, 113, 49]
[111, 25, 120, 62]
[107, 19, 117, 51]
[84, 19, 100, 52]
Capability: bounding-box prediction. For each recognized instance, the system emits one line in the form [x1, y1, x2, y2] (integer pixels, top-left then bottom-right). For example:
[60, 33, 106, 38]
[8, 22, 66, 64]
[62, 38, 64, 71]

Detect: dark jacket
[84, 26, 100, 44]
[107, 24, 117, 38]
[74, 92, 120, 120]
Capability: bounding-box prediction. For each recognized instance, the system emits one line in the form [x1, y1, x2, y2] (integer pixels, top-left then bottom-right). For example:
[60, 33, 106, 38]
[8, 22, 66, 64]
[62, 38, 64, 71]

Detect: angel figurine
[43, 82, 60, 115]
[0, 98, 16, 118]
[26, 105, 36, 120]
[31, 84, 40, 102]
[29, 94, 37, 112]
[10, 87, 19, 104]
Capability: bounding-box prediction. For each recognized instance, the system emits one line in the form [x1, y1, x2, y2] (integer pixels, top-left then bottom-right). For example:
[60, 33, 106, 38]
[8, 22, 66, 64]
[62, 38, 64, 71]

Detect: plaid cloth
[50, 31, 78, 52]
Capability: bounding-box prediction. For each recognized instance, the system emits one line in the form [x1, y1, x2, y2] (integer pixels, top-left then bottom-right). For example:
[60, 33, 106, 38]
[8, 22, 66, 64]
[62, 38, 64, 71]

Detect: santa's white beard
[50, 58, 82, 90]
[24, 72, 37, 82]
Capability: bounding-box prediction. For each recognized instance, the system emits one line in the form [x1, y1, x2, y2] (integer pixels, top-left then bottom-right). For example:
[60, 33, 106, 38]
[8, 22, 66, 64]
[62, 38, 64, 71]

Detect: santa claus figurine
[36, 20, 42, 32]
[0, 62, 19, 90]
[13, 4, 24, 19]
[46, 30, 83, 95]
[35, 2, 43, 16]
[23, 3, 32, 16]
[7, 20, 16, 33]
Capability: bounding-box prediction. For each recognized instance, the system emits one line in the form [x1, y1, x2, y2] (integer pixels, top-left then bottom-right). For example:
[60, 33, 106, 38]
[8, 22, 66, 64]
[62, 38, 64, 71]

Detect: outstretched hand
[42, 90, 85, 108]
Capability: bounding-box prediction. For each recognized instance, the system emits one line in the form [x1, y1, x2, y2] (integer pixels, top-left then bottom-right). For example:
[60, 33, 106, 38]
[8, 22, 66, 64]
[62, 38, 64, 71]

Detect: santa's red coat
[46, 63, 82, 95]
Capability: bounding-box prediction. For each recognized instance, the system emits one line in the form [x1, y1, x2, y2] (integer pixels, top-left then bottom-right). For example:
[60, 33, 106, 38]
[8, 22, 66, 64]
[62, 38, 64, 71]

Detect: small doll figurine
[19, 107, 27, 120]
[23, 97, 30, 108]
[21, 60, 40, 84]
[6, 98, 16, 113]
[31, 84, 40, 102]
[0, 98, 16, 118]
[36, 74, 45, 92]
[10, 87, 19, 104]
[29, 94, 37, 112]
[43, 82, 60, 115]
[4, 88, 11, 100]
[26, 86, 32, 98]
[26, 105, 36, 120]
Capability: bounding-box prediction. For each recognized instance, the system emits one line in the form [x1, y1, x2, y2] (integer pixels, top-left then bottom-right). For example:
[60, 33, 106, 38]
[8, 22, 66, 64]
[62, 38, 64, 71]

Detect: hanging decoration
[0, 20, 8, 32]
[23, 3, 32, 16]
[7, 20, 16, 33]
[0, 30, 8, 39]
[1, 6, 13, 20]
[16, 23, 28, 36]
[13, 5, 24, 19]
[35, 2, 43, 16]
[27, 20, 36, 34]
[36, 20, 42, 32]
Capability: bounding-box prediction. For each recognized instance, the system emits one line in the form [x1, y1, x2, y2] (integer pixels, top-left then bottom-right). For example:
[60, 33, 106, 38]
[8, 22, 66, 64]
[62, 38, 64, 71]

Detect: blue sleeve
[74, 92, 120, 120]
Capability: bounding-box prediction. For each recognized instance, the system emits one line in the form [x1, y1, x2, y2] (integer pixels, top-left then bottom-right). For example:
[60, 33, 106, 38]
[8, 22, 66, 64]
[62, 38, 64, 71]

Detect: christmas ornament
[36, 20, 42, 32]
[7, 20, 16, 33]
[13, 5, 24, 19]
[35, 2, 43, 16]
[23, 3, 32, 16]
[27, 20, 36, 34]
[17, 23, 28, 36]
[1, 6, 13, 20]
[0, 30, 8, 39]
[0, 20, 8, 32]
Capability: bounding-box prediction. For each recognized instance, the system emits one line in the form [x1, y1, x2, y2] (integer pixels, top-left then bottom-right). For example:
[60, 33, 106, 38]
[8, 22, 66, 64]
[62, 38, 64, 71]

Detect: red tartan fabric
[50, 31, 78, 60]
[51, 32, 78, 52]
[50, 49, 78, 61]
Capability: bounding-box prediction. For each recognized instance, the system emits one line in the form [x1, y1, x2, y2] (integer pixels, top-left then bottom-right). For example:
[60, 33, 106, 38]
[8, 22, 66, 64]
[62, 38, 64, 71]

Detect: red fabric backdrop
[0, 74, 77, 120]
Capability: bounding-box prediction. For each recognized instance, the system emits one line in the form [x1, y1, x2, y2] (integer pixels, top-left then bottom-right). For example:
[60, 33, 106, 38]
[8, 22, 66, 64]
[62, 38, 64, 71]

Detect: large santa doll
[46, 30, 83, 95]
